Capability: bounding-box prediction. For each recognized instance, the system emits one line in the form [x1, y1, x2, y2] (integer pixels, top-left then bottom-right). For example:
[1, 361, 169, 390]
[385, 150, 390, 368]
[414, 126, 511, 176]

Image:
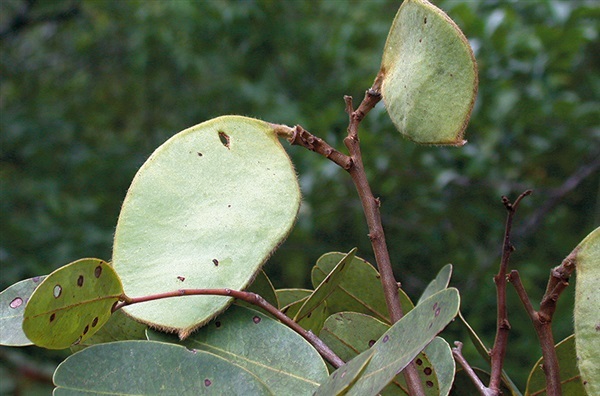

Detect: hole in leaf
[204, 379, 212, 387]
[49, 313, 56, 322]
[94, 265, 102, 278]
[382, 335, 389, 343]
[92, 317, 99, 327]
[212, 259, 219, 266]
[426, 381, 434, 387]
[53, 285, 62, 298]
[424, 367, 432, 375]
[77, 275, 84, 287]
[218, 131, 230, 149]
[252, 316, 261, 324]
[9, 297, 23, 309]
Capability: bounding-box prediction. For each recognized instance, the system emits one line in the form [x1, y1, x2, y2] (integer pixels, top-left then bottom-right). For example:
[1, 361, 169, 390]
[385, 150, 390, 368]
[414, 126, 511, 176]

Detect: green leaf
[0, 275, 46, 346]
[319, 312, 440, 395]
[276, 288, 312, 309]
[344, 288, 460, 396]
[23, 258, 122, 349]
[525, 335, 585, 396]
[311, 252, 414, 324]
[294, 248, 356, 322]
[70, 309, 147, 352]
[146, 305, 328, 395]
[316, 349, 375, 396]
[53, 340, 272, 395]
[282, 295, 329, 334]
[235, 270, 279, 317]
[379, 0, 478, 145]
[112, 116, 301, 338]
[425, 337, 455, 396]
[573, 226, 600, 396]
[418, 264, 452, 305]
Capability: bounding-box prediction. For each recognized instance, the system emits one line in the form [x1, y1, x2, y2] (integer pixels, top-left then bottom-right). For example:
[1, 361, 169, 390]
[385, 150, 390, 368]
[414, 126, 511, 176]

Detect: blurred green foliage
[1, 0, 598, 392]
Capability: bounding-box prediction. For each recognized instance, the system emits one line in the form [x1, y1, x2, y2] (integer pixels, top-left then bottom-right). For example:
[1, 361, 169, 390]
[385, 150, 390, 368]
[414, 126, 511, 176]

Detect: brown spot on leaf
[416, 358, 423, 365]
[83, 325, 89, 335]
[50, 313, 56, 322]
[213, 259, 219, 266]
[204, 379, 212, 387]
[426, 380, 434, 387]
[215, 321, 221, 328]
[253, 316, 261, 324]
[382, 335, 389, 343]
[368, 339, 376, 347]
[92, 317, 99, 327]
[218, 131, 230, 149]
[424, 367, 432, 375]
[77, 275, 84, 287]
[94, 265, 102, 278]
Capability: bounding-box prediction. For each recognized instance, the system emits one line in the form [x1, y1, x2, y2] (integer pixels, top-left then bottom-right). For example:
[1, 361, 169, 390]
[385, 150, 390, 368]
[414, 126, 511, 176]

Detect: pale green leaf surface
[0, 276, 46, 346]
[346, 288, 460, 396]
[294, 248, 356, 322]
[23, 259, 122, 349]
[316, 349, 374, 396]
[112, 116, 301, 337]
[53, 340, 272, 395]
[418, 264, 452, 305]
[311, 252, 413, 324]
[525, 335, 585, 396]
[380, 0, 477, 145]
[574, 227, 600, 396]
[146, 305, 328, 395]
[425, 337, 455, 396]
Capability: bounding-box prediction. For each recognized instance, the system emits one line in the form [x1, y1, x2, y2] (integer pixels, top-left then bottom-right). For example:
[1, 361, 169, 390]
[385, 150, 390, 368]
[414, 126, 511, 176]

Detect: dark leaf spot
[204, 379, 212, 387]
[197, 152, 203, 157]
[49, 313, 56, 322]
[419, 38, 422, 43]
[368, 339, 376, 347]
[94, 266, 102, 278]
[424, 367, 432, 375]
[177, 276, 185, 282]
[83, 325, 89, 335]
[92, 317, 99, 327]
[9, 297, 23, 309]
[218, 131, 230, 149]
[435, 307, 441, 317]
[253, 316, 261, 324]
[416, 358, 423, 365]
[424, 17, 427, 24]
[53, 285, 62, 298]
[77, 275, 84, 287]
[383, 335, 389, 343]
[215, 321, 221, 328]
[426, 380, 434, 387]
[213, 259, 219, 266]
[33, 276, 42, 283]
[307, 312, 312, 318]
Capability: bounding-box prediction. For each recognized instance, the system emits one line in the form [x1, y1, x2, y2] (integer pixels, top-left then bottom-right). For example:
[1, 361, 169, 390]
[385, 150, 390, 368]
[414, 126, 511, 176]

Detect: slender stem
[115, 288, 345, 368]
[452, 342, 495, 396]
[489, 190, 532, 393]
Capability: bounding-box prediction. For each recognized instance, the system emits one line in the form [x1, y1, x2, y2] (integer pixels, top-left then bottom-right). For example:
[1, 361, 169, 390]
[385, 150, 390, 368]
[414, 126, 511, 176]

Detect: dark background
[1, 0, 598, 393]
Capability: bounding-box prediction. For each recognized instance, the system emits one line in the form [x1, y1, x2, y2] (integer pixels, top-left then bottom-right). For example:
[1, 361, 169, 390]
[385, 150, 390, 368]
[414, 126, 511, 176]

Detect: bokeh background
[1, 0, 598, 393]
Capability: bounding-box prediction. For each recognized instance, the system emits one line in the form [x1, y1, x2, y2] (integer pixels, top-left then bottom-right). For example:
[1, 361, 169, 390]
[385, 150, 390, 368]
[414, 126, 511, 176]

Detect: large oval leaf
[573, 226, 600, 396]
[379, 0, 478, 145]
[53, 340, 272, 395]
[146, 305, 328, 395]
[23, 258, 122, 349]
[112, 116, 300, 337]
[0, 275, 46, 346]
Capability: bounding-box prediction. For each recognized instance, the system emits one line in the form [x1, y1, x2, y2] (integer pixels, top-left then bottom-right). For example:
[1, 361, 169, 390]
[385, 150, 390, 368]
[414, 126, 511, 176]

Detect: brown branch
[287, 125, 352, 170]
[507, 249, 577, 396]
[115, 288, 345, 368]
[488, 190, 532, 394]
[452, 342, 495, 396]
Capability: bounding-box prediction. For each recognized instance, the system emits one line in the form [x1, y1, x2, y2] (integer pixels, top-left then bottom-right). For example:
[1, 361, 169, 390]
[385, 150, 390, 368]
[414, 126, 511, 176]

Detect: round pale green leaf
[23, 258, 122, 350]
[573, 226, 600, 396]
[312, 252, 414, 323]
[345, 288, 460, 396]
[53, 340, 272, 395]
[0, 275, 46, 346]
[424, 337, 455, 396]
[379, 0, 478, 145]
[147, 305, 328, 395]
[525, 335, 585, 396]
[112, 116, 301, 337]
[418, 264, 452, 305]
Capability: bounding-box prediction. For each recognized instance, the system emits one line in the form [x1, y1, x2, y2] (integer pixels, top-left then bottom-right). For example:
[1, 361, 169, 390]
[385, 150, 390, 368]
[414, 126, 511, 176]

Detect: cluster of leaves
[1, 0, 598, 394]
